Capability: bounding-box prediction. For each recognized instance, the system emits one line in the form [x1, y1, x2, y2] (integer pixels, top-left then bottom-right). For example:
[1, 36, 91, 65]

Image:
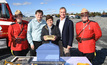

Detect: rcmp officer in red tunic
[76, 8, 102, 61]
[8, 10, 29, 56]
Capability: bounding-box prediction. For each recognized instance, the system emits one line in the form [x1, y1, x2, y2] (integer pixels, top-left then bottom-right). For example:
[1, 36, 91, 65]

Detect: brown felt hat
[81, 8, 89, 14]
[15, 10, 23, 16]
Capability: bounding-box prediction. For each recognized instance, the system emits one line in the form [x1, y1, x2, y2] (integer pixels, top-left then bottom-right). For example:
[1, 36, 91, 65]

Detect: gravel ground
[0, 17, 107, 65]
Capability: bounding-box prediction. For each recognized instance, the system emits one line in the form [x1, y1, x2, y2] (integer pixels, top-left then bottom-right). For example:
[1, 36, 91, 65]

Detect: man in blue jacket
[56, 7, 74, 56]
[27, 10, 46, 56]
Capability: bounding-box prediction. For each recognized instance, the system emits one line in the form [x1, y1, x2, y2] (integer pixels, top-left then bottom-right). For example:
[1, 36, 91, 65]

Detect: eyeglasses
[81, 15, 88, 17]
[15, 14, 22, 18]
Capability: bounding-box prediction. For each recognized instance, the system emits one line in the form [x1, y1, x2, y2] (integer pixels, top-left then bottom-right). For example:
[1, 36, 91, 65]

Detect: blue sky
[6, 0, 107, 16]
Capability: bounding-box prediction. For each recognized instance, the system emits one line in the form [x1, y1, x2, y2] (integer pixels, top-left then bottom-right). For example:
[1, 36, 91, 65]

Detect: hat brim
[14, 14, 23, 17]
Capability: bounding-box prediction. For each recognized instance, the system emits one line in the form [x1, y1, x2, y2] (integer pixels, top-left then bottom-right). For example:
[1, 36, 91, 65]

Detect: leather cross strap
[11, 23, 25, 38]
[17, 23, 25, 37]
[76, 21, 91, 37]
[10, 23, 25, 47]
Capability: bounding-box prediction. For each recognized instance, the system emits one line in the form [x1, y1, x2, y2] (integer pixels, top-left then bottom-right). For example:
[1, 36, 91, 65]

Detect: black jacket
[56, 18, 74, 48]
[41, 24, 61, 45]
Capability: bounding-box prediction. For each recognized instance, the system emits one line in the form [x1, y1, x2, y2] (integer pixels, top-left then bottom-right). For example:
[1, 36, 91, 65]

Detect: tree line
[55, 11, 107, 17]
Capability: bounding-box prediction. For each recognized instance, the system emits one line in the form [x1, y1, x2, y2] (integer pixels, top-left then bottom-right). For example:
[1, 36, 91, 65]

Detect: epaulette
[11, 22, 16, 25]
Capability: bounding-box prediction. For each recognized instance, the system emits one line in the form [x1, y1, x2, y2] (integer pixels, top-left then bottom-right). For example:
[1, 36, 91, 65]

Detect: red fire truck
[0, 0, 27, 49]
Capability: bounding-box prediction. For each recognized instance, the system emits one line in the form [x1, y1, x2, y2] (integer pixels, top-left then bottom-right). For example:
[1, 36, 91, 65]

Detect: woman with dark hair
[41, 15, 60, 45]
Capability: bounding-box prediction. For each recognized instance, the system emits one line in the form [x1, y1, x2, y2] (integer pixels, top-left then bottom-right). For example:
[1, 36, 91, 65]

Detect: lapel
[45, 25, 48, 31]
[57, 19, 60, 27]
[44, 24, 55, 35]
[63, 18, 68, 30]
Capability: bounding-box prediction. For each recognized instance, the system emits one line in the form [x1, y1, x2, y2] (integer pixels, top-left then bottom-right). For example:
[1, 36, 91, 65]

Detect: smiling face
[46, 18, 53, 26]
[35, 12, 43, 22]
[59, 8, 66, 19]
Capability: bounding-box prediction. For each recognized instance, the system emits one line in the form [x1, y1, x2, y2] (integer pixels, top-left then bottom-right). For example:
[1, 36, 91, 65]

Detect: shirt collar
[60, 17, 66, 21]
[17, 22, 22, 24]
[34, 18, 43, 23]
[47, 24, 53, 29]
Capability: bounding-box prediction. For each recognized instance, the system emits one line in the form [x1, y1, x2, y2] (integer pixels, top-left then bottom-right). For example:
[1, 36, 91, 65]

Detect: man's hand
[31, 45, 34, 50]
[67, 45, 71, 49]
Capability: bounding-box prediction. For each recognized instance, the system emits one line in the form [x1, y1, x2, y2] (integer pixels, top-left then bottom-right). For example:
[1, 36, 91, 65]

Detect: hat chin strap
[17, 21, 22, 24]
[18, 22, 22, 24]
[83, 20, 88, 23]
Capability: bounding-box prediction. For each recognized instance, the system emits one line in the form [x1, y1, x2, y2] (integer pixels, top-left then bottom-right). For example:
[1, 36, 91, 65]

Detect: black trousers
[78, 50, 95, 62]
[13, 49, 29, 56]
[30, 41, 42, 56]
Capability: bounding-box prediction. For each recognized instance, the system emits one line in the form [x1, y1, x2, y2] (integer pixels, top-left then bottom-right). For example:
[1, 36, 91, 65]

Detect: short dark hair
[60, 7, 66, 13]
[46, 15, 53, 21]
[35, 10, 43, 15]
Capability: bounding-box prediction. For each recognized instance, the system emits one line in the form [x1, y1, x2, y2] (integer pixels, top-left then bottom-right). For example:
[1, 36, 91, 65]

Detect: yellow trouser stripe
[11, 50, 15, 56]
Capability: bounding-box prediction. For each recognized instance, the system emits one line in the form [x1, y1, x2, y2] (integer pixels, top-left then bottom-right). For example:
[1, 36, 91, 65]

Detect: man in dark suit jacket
[56, 7, 74, 56]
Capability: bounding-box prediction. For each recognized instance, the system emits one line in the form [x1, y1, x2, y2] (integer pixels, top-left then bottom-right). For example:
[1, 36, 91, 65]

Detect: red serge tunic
[76, 20, 102, 53]
[8, 20, 28, 51]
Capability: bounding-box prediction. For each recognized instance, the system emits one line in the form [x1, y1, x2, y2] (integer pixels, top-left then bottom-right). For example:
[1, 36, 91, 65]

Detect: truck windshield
[0, 3, 10, 18]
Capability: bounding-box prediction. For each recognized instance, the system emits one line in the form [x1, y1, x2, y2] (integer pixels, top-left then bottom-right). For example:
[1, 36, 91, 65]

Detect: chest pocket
[13, 29, 19, 35]
[77, 28, 82, 34]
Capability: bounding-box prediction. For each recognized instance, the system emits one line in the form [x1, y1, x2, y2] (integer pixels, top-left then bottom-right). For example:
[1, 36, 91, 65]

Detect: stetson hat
[15, 10, 23, 16]
[81, 8, 89, 13]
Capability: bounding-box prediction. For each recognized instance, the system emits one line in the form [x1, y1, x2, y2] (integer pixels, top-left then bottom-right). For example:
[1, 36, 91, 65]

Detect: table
[61, 57, 92, 65]
[6, 56, 92, 65]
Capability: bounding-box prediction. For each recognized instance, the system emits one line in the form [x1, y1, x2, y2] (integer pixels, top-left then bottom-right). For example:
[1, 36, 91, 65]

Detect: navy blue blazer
[56, 18, 74, 48]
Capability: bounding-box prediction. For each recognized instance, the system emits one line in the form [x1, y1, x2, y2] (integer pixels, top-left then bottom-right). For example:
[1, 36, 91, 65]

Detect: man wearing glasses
[76, 8, 102, 61]
[27, 10, 46, 56]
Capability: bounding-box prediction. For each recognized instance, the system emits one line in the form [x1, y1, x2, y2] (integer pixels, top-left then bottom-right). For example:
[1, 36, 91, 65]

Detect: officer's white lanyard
[77, 20, 91, 38]
[82, 21, 90, 30]
[17, 22, 22, 31]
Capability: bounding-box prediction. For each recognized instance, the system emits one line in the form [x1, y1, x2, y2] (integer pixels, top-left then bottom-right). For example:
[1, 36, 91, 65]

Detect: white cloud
[22, 9, 36, 16]
[40, 2, 47, 5]
[44, 0, 52, 1]
[40, 2, 44, 4]
[71, 4, 81, 7]
[44, 9, 53, 11]
[99, 9, 107, 11]
[68, 11, 75, 14]
[44, 9, 57, 14]
[13, 2, 31, 6]
[40, 0, 52, 5]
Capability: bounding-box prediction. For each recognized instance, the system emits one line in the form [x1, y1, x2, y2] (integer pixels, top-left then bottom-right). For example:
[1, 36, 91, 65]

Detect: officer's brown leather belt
[20, 38, 26, 41]
[81, 36, 94, 41]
